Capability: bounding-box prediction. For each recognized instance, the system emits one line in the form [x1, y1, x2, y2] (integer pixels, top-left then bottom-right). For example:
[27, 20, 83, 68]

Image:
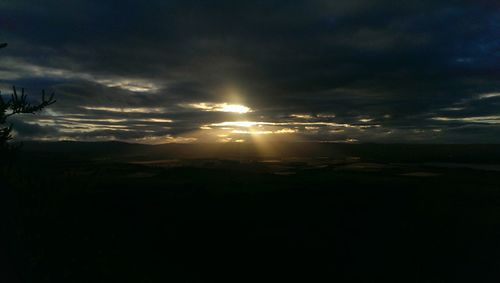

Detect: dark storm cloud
[9, 116, 60, 137]
[0, 0, 499, 143]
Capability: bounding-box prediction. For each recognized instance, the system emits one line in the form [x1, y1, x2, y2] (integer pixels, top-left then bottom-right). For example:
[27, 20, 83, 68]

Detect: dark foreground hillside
[2, 142, 500, 282]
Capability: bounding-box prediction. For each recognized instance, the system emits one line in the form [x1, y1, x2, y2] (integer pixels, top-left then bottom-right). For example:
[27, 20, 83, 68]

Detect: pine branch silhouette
[0, 42, 56, 162]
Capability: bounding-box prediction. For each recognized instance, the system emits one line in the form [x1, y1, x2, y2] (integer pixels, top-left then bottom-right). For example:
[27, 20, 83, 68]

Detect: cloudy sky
[0, 0, 499, 143]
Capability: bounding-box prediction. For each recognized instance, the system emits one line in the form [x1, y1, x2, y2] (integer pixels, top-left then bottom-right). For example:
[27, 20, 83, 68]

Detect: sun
[184, 102, 252, 114]
[219, 104, 251, 114]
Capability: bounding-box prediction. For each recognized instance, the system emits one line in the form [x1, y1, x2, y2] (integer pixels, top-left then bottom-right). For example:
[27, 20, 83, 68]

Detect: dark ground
[1, 142, 500, 282]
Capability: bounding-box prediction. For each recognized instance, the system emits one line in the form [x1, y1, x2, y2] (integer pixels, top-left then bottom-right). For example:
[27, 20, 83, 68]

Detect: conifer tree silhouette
[0, 42, 56, 159]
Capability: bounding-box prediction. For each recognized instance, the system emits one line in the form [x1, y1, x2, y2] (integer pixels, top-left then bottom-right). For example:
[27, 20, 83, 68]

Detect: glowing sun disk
[220, 104, 251, 113]
[186, 103, 251, 114]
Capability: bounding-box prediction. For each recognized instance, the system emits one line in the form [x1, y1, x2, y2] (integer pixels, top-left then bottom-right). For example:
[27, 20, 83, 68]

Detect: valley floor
[2, 144, 500, 282]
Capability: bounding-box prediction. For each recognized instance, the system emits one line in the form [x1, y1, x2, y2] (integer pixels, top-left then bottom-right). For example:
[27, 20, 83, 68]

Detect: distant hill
[19, 141, 500, 164]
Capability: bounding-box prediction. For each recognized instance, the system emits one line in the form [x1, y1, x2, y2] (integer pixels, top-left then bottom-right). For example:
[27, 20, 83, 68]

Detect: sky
[0, 0, 499, 144]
